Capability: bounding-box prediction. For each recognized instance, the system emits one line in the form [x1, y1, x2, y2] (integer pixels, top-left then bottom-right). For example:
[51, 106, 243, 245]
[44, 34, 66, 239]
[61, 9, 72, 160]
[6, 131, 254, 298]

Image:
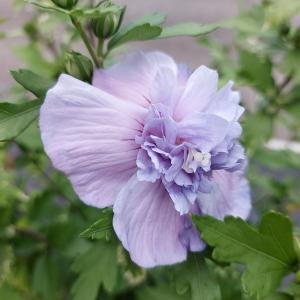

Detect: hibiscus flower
[39, 51, 251, 267]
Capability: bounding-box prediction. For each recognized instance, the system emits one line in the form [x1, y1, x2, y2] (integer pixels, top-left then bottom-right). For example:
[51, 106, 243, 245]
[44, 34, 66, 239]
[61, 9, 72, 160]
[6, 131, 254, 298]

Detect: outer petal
[197, 170, 251, 220]
[204, 81, 244, 122]
[113, 175, 190, 268]
[40, 74, 147, 208]
[174, 65, 218, 120]
[93, 51, 178, 107]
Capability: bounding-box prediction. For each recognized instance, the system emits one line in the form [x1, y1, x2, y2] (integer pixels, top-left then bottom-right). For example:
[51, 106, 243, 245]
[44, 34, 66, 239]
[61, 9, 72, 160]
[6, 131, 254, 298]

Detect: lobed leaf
[193, 211, 297, 298]
[71, 241, 118, 300]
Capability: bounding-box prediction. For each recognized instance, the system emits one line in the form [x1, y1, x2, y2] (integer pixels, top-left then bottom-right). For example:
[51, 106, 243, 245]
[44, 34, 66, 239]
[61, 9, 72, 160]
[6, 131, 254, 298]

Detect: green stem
[97, 38, 104, 57]
[70, 15, 101, 68]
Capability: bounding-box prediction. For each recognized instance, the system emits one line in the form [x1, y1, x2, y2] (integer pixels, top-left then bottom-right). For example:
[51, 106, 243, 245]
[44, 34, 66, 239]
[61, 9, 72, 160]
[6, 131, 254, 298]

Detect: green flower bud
[64, 51, 93, 83]
[51, 0, 78, 10]
[91, 2, 125, 39]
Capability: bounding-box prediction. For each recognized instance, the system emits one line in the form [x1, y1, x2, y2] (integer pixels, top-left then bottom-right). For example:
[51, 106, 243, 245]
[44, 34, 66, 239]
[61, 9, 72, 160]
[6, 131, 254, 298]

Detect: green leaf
[159, 23, 218, 38]
[238, 49, 275, 93]
[32, 255, 60, 300]
[137, 284, 189, 300]
[11, 69, 54, 98]
[24, 0, 68, 14]
[108, 12, 166, 49]
[80, 208, 113, 240]
[242, 112, 273, 152]
[175, 255, 221, 300]
[0, 100, 42, 142]
[193, 211, 297, 298]
[71, 241, 119, 300]
[0, 284, 23, 300]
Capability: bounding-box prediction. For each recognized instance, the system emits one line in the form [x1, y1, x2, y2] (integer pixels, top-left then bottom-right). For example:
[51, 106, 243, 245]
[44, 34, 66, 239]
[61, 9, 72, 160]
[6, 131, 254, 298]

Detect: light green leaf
[80, 209, 113, 240]
[108, 12, 166, 49]
[193, 211, 297, 298]
[0, 100, 42, 142]
[159, 23, 218, 38]
[11, 69, 54, 98]
[71, 241, 119, 300]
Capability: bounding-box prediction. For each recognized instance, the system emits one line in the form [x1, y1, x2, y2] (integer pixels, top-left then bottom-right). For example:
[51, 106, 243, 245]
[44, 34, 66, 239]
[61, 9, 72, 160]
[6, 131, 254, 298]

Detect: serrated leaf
[11, 69, 54, 98]
[108, 12, 166, 49]
[193, 211, 297, 298]
[80, 209, 113, 240]
[71, 241, 118, 300]
[159, 23, 218, 38]
[0, 99, 42, 142]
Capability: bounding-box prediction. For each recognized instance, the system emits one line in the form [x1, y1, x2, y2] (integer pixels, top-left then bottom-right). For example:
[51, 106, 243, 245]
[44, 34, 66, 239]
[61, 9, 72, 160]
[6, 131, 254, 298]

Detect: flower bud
[64, 51, 93, 83]
[91, 2, 125, 39]
[51, 0, 78, 10]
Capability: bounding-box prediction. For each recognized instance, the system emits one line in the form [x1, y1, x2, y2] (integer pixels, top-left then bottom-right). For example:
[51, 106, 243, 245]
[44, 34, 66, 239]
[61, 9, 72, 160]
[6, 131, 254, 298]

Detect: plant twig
[70, 15, 102, 67]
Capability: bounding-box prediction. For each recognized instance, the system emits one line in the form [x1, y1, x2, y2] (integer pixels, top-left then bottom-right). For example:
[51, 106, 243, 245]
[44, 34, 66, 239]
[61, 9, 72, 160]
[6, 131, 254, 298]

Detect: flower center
[182, 148, 211, 174]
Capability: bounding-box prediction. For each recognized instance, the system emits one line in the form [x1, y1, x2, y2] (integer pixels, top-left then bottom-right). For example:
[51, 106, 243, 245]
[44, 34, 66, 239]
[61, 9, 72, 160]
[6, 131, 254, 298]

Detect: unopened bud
[51, 0, 78, 10]
[91, 2, 125, 39]
[65, 51, 93, 82]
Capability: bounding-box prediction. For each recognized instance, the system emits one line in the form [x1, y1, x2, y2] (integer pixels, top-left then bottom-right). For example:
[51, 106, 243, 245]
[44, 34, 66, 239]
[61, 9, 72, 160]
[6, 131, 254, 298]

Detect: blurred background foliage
[1, 0, 300, 299]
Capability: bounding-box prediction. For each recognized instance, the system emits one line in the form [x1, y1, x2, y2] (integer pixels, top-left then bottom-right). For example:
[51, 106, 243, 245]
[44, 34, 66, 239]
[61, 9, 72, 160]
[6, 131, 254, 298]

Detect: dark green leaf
[71, 241, 119, 300]
[11, 69, 54, 98]
[0, 284, 23, 300]
[238, 49, 275, 93]
[242, 113, 273, 152]
[80, 208, 113, 240]
[108, 13, 165, 49]
[175, 255, 221, 300]
[193, 211, 297, 298]
[159, 23, 218, 38]
[32, 255, 60, 300]
[0, 99, 42, 142]
[137, 284, 189, 300]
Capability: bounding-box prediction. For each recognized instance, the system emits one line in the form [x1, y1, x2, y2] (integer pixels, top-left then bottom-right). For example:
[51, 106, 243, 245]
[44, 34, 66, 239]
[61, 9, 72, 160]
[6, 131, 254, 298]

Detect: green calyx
[64, 51, 93, 82]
